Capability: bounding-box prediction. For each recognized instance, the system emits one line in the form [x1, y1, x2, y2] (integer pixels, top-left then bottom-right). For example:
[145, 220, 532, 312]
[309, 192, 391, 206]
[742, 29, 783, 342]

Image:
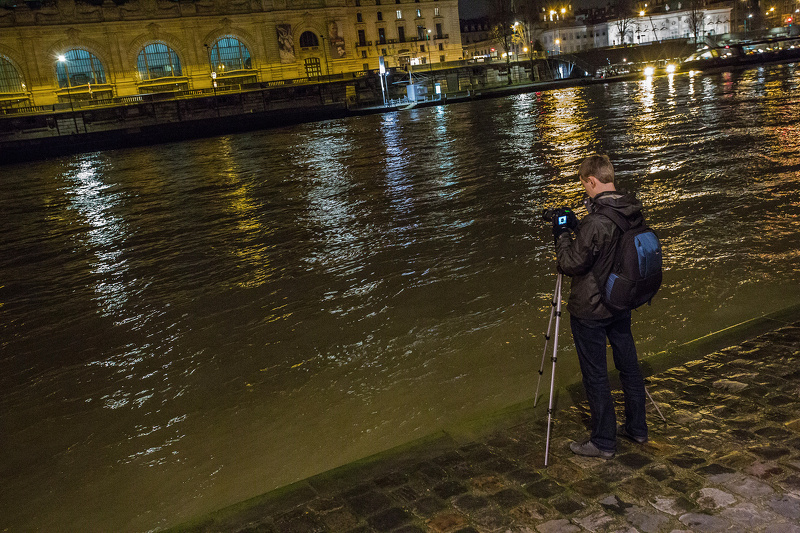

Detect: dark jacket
[555, 190, 644, 320]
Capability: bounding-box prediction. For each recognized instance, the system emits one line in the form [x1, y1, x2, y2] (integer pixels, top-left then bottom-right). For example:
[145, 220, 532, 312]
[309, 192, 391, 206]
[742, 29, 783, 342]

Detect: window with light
[209, 36, 253, 71]
[0, 55, 24, 93]
[304, 57, 321, 76]
[56, 49, 106, 87]
[137, 43, 182, 80]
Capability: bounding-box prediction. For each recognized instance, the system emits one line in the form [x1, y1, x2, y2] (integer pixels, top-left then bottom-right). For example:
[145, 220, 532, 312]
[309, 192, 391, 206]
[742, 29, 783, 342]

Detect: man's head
[578, 154, 616, 198]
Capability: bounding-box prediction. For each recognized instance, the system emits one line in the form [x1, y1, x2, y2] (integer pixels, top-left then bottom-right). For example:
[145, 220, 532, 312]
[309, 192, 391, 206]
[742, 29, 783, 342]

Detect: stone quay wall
[169, 307, 800, 532]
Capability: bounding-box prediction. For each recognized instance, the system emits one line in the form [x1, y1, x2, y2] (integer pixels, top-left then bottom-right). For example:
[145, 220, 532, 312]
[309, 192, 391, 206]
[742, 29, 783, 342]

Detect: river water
[2, 64, 799, 531]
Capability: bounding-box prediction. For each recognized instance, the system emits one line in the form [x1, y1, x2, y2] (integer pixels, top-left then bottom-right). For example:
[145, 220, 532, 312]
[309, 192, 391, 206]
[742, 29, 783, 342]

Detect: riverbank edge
[6, 53, 800, 165]
[0, 75, 613, 166]
[166, 302, 800, 532]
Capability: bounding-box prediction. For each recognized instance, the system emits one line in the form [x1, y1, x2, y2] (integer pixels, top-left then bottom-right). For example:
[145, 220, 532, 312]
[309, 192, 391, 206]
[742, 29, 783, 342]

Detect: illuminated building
[0, 0, 462, 108]
[539, 5, 732, 54]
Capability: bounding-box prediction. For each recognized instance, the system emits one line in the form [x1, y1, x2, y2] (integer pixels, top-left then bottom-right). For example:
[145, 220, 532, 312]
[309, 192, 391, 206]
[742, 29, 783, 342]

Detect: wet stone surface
[182, 321, 800, 532]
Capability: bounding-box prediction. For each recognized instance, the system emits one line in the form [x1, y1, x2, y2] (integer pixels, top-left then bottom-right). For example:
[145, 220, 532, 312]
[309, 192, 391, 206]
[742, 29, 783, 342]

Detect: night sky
[459, 0, 606, 20]
[459, 0, 488, 18]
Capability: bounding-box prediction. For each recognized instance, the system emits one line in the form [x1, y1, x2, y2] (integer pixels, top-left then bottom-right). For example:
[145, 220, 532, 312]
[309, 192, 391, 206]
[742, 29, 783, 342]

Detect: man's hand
[564, 209, 578, 230]
[552, 208, 578, 242]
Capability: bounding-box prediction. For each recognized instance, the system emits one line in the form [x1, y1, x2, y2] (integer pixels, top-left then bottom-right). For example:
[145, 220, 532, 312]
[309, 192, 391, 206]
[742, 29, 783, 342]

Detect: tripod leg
[645, 386, 666, 422]
[544, 273, 563, 467]
[535, 274, 561, 407]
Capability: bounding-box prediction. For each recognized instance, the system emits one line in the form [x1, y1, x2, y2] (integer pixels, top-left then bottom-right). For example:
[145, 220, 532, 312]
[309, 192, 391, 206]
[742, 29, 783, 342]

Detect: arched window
[299, 31, 320, 48]
[0, 55, 24, 93]
[56, 49, 106, 87]
[137, 43, 182, 81]
[209, 36, 252, 72]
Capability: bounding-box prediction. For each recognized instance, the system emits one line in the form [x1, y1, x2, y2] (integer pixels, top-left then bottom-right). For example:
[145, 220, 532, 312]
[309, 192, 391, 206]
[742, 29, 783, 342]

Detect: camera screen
[558, 215, 567, 226]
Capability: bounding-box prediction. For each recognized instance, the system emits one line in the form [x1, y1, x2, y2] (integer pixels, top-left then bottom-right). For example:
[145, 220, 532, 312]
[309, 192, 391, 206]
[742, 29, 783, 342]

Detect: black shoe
[618, 424, 648, 444]
[569, 439, 615, 458]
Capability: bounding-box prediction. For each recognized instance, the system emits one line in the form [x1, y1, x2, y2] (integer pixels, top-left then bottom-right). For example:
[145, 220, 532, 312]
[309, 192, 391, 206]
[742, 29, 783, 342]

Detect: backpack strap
[594, 206, 632, 232]
[588, 207, 626, 298]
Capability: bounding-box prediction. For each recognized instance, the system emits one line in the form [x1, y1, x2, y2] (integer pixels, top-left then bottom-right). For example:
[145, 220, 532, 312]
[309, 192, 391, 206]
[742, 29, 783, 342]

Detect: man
[553, 154, 648, 458]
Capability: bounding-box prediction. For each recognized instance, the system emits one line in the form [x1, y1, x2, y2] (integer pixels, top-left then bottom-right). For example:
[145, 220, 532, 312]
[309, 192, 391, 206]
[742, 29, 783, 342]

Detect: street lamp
[426, 29, 433, 69]
[512, 21, 523, 59]
[551, 9, 566, 54]
[57, 54, 71, 104]
[57, 54, 79, 133]
[320, 35, 330, 81]
[204, 43, 220, 116]
[425, 28, 434, 94]
[204, 45, 218, 90]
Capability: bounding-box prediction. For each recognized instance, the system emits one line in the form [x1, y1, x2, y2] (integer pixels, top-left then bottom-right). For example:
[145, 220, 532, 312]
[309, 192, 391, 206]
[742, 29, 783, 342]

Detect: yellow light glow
[640, 10, 645, 16]
[666, 64, 676, 73]
[561, 7, 566, 14]
[58, 55, 66, 62]
[644, 66, 655, 77]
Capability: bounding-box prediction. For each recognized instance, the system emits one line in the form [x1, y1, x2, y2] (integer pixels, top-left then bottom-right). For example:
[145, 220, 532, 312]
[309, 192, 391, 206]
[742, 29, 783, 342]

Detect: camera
[541, 208, 570, 225]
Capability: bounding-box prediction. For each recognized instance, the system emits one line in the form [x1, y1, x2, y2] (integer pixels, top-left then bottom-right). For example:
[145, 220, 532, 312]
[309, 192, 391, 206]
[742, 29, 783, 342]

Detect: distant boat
[682, 36, 800, 71]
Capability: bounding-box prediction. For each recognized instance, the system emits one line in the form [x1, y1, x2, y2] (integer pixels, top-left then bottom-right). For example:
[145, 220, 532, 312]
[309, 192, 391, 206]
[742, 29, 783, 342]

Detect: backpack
[595, 207, 663, 312]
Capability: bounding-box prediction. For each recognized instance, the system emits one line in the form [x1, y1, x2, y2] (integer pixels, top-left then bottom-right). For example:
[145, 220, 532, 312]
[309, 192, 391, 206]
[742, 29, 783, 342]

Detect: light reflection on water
[1, 64, 800, 532]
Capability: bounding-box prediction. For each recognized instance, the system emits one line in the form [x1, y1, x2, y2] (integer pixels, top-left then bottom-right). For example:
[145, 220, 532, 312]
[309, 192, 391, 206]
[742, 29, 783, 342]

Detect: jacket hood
[586, 190, 642, 219]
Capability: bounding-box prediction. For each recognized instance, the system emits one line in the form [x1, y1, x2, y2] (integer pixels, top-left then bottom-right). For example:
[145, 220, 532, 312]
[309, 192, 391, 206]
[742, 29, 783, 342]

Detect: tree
[513, 0, 543, 80]
[488, 0, 516, 84]
[611, 0, 635, 45]
[686, 0, 706, 44]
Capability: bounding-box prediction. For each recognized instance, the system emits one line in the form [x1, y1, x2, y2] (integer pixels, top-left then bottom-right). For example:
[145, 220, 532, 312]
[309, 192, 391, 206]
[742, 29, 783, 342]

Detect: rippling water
[2, 64, 800, 531]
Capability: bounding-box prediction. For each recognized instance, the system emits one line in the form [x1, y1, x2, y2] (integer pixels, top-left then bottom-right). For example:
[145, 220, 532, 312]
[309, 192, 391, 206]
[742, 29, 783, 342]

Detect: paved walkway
[173, 313, 800, 533]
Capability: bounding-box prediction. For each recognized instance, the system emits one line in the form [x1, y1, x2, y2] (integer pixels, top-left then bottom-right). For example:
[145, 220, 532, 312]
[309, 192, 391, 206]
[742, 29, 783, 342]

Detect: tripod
[534, 273, 665, 466]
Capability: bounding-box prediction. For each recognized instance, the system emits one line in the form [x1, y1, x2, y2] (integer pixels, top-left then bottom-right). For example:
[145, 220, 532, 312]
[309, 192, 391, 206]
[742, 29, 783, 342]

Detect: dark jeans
[570, 312, 647, 452]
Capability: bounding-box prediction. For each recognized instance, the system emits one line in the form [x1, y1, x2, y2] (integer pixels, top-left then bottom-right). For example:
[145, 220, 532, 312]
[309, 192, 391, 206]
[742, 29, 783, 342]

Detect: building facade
[460, 17, 495, 58]
[540, 5, 732, 54]
[0, 0, 462, 107]
[540, 22, 610, 53]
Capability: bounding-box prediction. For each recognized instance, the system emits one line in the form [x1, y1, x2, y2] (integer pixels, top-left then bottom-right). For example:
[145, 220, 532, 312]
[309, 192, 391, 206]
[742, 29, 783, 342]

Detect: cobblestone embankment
[172, 307, 800, 533]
